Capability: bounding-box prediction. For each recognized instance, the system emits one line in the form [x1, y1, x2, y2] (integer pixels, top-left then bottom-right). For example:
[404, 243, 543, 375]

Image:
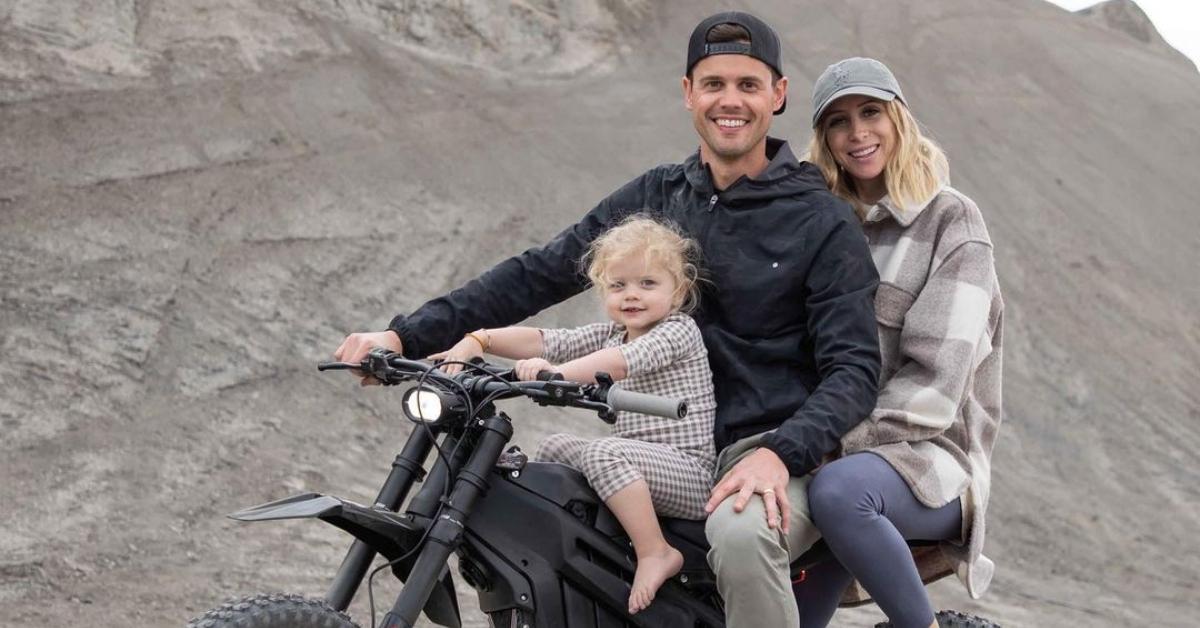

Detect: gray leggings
[794, 453, 962, 628]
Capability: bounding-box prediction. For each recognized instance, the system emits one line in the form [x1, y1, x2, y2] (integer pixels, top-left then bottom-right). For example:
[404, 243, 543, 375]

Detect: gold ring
[760, 488, 775, 495]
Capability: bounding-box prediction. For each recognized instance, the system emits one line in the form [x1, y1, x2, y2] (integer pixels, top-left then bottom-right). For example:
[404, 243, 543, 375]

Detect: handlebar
[318, 350, 686, 422]
[606, 384, 687, 420]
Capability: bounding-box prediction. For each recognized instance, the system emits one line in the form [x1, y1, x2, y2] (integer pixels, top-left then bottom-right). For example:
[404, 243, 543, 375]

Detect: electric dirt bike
[188, 349, 999, 628]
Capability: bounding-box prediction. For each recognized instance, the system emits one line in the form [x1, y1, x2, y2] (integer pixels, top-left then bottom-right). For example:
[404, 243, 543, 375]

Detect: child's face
[601, 255, 680, 340]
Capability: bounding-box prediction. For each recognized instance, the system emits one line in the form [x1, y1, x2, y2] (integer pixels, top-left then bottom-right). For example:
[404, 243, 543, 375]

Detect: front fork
[325, 426, 434, 610]
[381, 413, 513, 628]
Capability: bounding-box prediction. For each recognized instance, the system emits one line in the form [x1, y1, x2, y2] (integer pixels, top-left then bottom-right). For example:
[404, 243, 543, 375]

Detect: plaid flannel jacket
[841, 186, 1004, 602]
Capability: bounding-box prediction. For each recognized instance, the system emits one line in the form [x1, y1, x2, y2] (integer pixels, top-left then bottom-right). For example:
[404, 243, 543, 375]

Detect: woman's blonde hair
[583, 215, 702, 313]
[806, 98, 949, 218]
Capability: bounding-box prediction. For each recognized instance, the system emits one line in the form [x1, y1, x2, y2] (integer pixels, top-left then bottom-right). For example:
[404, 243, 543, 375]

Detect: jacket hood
[683, 137, 830, 203]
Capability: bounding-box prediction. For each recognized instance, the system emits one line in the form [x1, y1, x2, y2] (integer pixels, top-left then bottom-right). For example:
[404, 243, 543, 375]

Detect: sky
[1047, 0, 1200, 68]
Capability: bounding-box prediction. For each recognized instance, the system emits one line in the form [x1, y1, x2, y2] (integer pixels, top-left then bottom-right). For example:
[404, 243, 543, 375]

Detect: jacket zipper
[708, 193, 718, 212]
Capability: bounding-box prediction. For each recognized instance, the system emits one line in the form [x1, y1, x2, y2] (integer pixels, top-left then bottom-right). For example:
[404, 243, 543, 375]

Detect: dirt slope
[2, 0, 1198, 626]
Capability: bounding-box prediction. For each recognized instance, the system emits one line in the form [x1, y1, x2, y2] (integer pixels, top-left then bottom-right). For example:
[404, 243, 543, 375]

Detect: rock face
[0, 0, 651, 103]
[1077, 0, 1195, 70]
[1078, 1, 1171, 46]
[2, 1, 1198, 627]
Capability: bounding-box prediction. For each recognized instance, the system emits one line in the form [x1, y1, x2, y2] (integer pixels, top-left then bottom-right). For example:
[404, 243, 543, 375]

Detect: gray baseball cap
[811, 57, 905, 128]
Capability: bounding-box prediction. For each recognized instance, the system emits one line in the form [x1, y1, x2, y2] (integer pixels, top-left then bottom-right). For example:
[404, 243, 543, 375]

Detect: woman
[798, 57, 1004, 628]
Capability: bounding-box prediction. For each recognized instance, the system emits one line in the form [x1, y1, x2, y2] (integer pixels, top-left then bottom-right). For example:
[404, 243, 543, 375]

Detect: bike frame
[325, 425, 435, 610]
[228, 352, 731, 627]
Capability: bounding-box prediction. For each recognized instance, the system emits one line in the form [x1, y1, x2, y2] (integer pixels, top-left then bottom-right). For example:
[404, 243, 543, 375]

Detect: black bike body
[193, 350, 998, 628]
[214, 351, 729, 628]
[231, 433, 725, 627]
[454, 460, 723, 627]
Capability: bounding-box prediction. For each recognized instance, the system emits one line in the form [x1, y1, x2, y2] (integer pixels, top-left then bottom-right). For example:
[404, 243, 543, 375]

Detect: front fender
[230, 493, 461, 627]
[231, 492, 427, 556]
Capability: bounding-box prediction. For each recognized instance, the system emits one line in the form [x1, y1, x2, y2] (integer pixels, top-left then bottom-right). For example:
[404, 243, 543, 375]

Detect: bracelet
[465, 330, 490, 351]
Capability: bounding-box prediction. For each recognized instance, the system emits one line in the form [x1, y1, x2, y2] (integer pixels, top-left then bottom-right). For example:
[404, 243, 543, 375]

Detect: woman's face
[821, 95, 897, 201]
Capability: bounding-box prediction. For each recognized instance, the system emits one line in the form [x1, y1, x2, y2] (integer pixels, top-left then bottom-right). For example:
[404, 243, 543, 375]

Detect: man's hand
[514, 357, 556, 381]
[333, 330, 403, 386]
[705, 447, 792, 534]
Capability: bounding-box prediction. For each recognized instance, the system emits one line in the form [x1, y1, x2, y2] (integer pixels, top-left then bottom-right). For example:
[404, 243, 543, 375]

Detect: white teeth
[850, 145, 878, 158]
[716, 119, 747, 128]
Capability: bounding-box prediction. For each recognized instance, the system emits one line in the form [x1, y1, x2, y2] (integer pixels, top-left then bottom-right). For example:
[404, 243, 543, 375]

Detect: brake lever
[364, 348, 406, 385]
[316, 361, 359, 371]
[592, 372, 618, 424]
[595, 406, 618, 425]
[315, 351, 406, 385]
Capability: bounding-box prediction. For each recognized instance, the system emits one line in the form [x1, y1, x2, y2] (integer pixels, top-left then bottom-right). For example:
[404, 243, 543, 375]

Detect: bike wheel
[875, 609, 1001, 628]
[188, 592, 362, 628]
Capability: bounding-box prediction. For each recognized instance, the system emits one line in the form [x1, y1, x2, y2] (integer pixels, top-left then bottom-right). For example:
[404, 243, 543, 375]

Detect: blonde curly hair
[583, 215, 702, 313]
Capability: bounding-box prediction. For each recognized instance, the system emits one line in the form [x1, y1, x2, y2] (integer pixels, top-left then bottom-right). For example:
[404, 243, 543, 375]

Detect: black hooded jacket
[389, 138, 880, 476]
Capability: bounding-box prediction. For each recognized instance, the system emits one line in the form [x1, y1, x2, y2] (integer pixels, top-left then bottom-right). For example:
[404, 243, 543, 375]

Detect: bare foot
[627, 545, 684, 614]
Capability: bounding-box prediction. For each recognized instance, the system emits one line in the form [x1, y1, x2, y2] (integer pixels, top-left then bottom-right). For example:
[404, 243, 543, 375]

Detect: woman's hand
[514, 357, 556, 381]
[428, 335, 486, 375]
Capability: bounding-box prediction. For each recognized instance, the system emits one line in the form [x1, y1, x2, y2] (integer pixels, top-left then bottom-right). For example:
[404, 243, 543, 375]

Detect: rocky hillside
[2, 1, 1198, 626]
[1078, 0, 1197, 70]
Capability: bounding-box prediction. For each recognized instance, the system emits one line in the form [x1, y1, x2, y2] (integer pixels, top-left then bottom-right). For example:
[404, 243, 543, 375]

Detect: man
[334, 11, 880, 625]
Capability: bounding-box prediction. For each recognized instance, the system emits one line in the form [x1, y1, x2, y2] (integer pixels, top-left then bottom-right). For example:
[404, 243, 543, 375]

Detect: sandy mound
[2, 1, 1197, 626]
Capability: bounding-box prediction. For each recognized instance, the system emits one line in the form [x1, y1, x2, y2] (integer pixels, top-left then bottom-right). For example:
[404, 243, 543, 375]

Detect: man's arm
[759, 211, 882, 476]
[388, 225, 595, 359]
[388, 178, 656, 360]
[335, 174, 654, 366]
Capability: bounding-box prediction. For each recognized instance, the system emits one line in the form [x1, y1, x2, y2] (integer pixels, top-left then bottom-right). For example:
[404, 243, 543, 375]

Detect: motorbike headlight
[403, 387, 445, 423]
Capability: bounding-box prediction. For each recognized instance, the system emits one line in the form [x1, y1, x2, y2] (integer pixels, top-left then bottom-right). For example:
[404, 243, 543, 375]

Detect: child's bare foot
[628, 545, 684, 614]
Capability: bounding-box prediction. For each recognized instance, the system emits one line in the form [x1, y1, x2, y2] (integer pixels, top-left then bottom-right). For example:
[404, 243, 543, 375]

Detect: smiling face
[600, 255, 680, 340]
[683, 54, 787, 167]
[820, 94, 898, 203]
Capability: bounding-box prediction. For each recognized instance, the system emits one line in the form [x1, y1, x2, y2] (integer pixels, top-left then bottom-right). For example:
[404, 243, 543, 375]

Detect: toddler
[431, 216, 716, 614]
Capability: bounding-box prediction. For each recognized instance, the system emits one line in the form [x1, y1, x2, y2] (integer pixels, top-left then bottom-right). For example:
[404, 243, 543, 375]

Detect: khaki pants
[704, 434, 822, 627]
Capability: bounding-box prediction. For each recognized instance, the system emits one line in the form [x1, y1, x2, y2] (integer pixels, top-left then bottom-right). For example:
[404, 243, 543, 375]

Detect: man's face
[682, 54, 787, 163]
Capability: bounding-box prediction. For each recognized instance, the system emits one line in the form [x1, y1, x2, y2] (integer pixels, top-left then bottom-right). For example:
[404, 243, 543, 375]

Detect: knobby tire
[187, 592, 362, 628]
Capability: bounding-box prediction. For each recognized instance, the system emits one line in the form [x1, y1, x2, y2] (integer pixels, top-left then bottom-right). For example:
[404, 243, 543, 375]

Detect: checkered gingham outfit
[536, 313, 717, 520]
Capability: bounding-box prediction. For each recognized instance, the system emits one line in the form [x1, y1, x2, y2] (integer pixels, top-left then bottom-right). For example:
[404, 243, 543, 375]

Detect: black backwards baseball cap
[685, 11, 786, 114]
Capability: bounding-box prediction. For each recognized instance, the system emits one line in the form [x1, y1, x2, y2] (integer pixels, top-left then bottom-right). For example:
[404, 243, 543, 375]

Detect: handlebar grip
[536, 370, 565, 381]
[605, 384, 687, 420]
[317, 361, 358, 371]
